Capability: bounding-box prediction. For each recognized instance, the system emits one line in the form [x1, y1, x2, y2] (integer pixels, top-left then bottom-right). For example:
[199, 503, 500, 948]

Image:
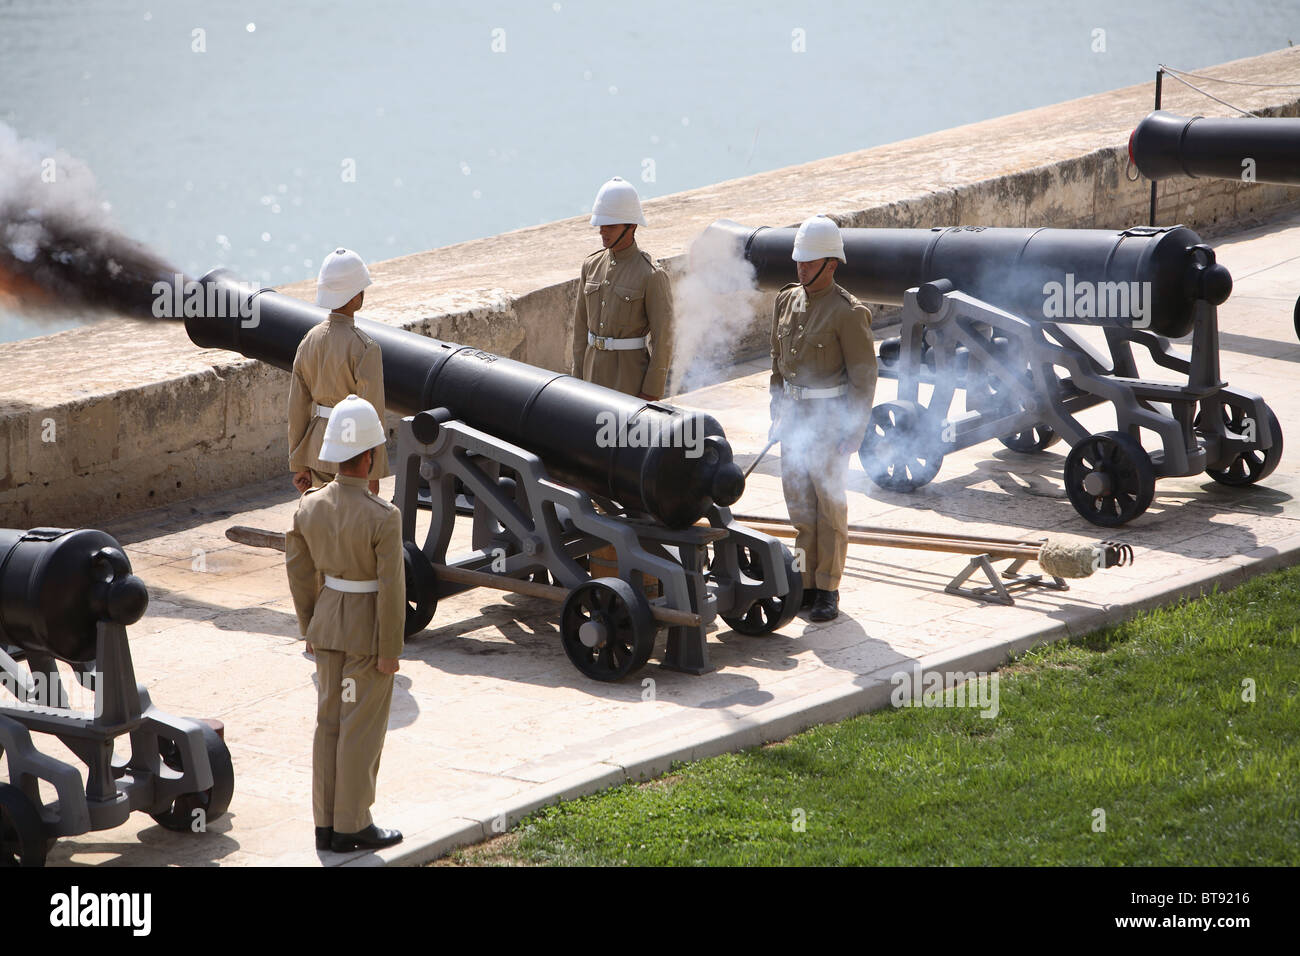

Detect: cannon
[1129, 110, 1300, 342]
[1130, 110, 1300, 188]
[187, 273, 799, 681]
[708, 219, 1282, 526]
[0, 528, 234, 866]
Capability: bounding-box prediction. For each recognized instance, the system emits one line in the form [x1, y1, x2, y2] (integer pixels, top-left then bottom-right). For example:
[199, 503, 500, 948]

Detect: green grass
[448, 565, 1300, 866]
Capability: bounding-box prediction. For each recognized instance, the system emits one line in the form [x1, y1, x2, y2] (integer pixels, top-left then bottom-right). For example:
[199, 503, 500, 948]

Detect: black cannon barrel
[1131, 110, 1300, 187]
[0, 528, 149, 663]
[184, 273, 744, 529]
[708, 218, 1232, 339]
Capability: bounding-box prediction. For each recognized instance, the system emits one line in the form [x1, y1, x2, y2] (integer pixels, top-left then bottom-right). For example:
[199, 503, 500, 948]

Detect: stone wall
[3, 47, 1299, 527]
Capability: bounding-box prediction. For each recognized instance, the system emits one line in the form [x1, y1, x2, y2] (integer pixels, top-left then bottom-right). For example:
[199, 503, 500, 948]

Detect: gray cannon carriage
[710, 220, 1282, 527]
[188, 274, 802, 682]
[0, 528, 234, 866]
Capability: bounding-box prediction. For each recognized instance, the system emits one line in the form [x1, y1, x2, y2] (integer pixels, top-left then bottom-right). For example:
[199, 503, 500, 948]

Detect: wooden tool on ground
[724, 513, 1134, 578]
[224, 526, 700, 628]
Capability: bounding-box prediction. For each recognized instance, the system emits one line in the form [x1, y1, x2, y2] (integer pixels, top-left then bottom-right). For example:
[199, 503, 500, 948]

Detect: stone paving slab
[12, 210, 1300, 867]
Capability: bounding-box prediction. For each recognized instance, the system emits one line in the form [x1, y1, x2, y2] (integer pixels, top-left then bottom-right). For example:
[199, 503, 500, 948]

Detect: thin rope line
[1158, 68, 1257, 116]
[1160, 64, 1300, 89]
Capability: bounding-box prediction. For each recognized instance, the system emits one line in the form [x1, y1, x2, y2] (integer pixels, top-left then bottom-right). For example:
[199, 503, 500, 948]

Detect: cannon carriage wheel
[999, 425, 1060, 454]
[858, 400, 945, 492]
[0, 782, 47, 867]
[559, 578, 657, 682]
[1064, 431, 1156, 527]
[149, 723, 235, 833]
[720, 543, 803, 636]
[403, 541, 438, 637]
[1196, 400, 1284, 487]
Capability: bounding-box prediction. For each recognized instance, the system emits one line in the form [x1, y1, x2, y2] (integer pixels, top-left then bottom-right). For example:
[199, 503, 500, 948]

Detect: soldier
[769, 215, 877, 622]
[571, 177, 674, 400]
[285, 395, 405, 853]
[289, 248, 390, 495]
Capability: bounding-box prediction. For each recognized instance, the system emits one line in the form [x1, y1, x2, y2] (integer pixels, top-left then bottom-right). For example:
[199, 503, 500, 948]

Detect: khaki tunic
[571, 240, 674, 397]
[288, 313, 391, 483]
[770, 281, 877, 592]
[285, 474, 405, 833]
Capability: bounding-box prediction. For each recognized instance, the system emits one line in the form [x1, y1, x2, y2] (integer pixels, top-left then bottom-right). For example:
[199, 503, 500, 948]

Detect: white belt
[324, 575, 379, 593]
[316, 404, 333, 419]
[783, 381, 849, 400]
[588, 331, 647, 351]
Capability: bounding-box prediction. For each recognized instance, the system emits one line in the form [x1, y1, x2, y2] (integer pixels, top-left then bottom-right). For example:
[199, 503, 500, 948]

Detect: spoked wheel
[149, 722, 235, 833]
[403, 541, 438, 637]
[560, 578, 656, 682]
[999, 424, 1060, 454]
[1197, 401, 1284, 487]
[858, 400, 944, 492]
[0, 783, 47, 867]
[1064, 431, 1156, 527]
[721, 544, 803, 636]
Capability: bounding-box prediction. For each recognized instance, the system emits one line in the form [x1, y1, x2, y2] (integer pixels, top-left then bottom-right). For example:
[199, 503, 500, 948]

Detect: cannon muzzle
[1130, 110, 1300, 187]
[184, 275, 744, 529]
[708, 218, 1231, 339]
[0, 528, 148, 663]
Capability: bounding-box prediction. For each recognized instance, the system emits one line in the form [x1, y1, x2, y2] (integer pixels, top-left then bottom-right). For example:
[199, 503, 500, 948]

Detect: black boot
[800, 587, 819, 610]
[330, 824, 403, 852]
[809, 589, 839, 622]
[315, 827, 334, 851]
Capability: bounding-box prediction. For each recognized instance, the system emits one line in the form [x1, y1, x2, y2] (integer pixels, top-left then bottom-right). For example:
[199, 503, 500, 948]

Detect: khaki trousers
[780, 441, 849, 592]
[313, 649, 394, 833]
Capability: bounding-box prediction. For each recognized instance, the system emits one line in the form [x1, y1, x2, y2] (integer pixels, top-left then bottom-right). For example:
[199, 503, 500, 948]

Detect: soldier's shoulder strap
[363, 491, 399, 514]
[294, 320, 326, 356]
[835, 284, 864, 308]
[347, 322, 379, 349]
[294, 485, 326, 520]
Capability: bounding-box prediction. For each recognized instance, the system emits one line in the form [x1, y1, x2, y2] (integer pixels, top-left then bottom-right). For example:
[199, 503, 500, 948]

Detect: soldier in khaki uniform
[770, 215, 877, 622]
[286, 395, 405, 854]
[571, 177, 674, 400]
[289, 248, 390, 494]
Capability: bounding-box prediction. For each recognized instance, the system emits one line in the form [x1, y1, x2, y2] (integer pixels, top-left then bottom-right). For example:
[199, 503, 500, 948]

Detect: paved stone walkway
[23, 208, 1300, 866]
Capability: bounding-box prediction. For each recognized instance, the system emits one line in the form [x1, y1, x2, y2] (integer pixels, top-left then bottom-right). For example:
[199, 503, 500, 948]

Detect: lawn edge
[363, 529, 1300, 868]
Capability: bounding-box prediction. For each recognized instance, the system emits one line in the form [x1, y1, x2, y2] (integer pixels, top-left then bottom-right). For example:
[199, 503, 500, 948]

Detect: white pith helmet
[589, 177, 647, 227]
[316, 248, 372, 310]
[319, 395, 385, 464]
[791, 214, 846, 263]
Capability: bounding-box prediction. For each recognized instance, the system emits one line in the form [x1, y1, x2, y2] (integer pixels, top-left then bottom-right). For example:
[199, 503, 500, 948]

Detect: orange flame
[0, 262, 59, 310]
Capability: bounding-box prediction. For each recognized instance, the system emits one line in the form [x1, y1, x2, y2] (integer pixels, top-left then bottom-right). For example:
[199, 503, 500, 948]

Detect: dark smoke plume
[0, 122, 176, 321]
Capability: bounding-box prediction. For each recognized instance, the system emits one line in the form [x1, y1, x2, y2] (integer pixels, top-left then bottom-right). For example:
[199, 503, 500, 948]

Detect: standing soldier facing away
[571, 177, 674, 400]
[770, 215, 877, 622]
[286, 395, 405, 854]
[289, 248, 390, 495]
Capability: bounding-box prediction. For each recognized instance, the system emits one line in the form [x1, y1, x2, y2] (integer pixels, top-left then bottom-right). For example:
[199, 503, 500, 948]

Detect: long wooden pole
[728, 512, 1045, 550]
[225, 526, 701, 628]
[733, 520, 1041, 562]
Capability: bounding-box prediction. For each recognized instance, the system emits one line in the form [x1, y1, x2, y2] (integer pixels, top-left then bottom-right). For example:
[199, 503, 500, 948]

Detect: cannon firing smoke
[0, 123, 175, 322]
[671, 226, 763, 394]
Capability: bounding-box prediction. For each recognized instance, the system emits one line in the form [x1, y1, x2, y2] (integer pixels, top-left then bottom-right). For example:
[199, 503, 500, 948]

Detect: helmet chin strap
[607, 224, 633, 250]
[801, 258, 830, 289]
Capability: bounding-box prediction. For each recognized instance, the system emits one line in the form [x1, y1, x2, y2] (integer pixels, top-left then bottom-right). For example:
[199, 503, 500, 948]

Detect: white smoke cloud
[670, 225, 763, 394]
[0, 124, 117, 286]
